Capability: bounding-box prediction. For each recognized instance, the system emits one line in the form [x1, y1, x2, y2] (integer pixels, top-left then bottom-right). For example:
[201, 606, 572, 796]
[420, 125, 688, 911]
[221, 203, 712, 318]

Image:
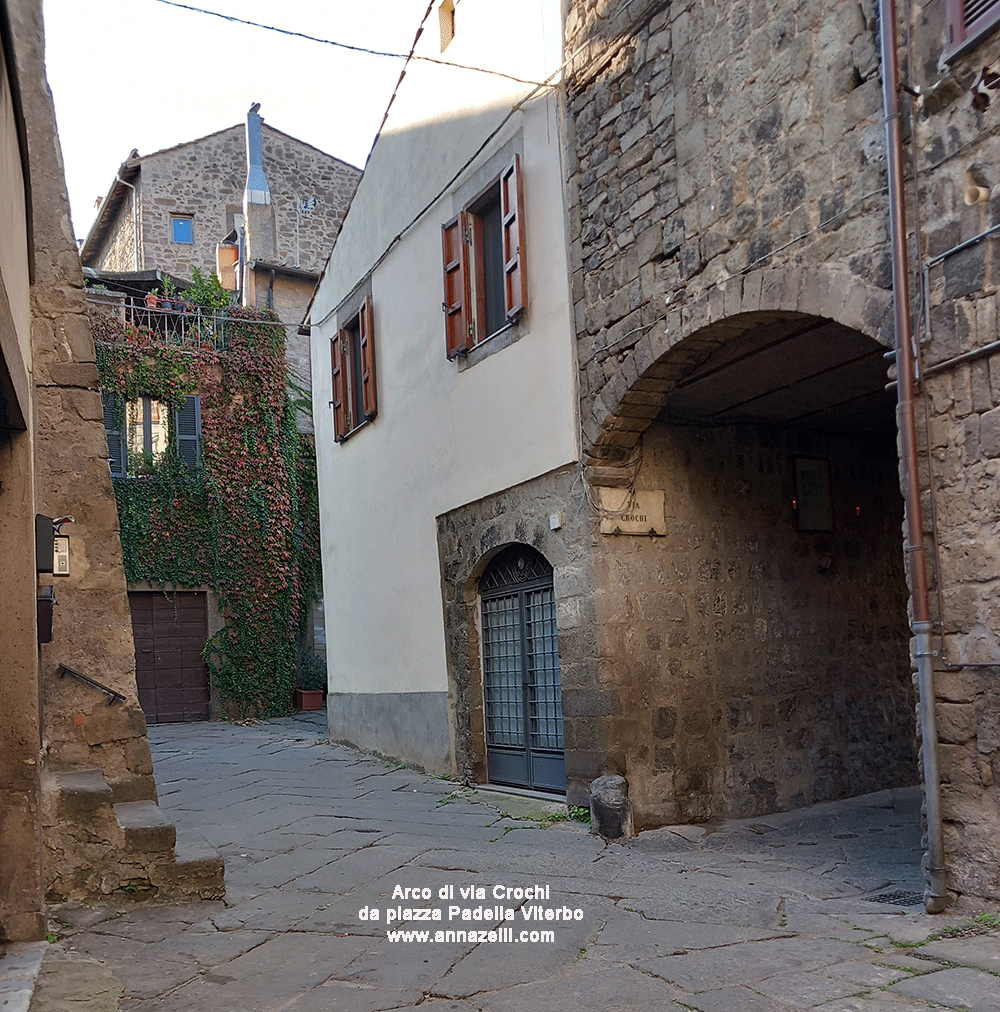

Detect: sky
[42, 0, 431, 241]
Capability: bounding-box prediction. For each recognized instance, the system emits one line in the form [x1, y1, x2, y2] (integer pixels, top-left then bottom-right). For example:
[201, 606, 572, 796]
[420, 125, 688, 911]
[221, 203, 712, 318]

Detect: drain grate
[871, 889, 924, 906]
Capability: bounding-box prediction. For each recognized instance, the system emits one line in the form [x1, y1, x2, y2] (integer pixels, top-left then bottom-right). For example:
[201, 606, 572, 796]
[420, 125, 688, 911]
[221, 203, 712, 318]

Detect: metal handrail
[58, 664, 126, 705]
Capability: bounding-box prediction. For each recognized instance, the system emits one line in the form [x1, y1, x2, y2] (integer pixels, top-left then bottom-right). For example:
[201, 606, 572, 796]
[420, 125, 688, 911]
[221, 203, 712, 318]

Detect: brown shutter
[331, 332, 349, 441]
[442, 210, 472, 359]
[946, 0, 1000, 54]
[359, 295, 377, 421]
[501, 154, 527, 320]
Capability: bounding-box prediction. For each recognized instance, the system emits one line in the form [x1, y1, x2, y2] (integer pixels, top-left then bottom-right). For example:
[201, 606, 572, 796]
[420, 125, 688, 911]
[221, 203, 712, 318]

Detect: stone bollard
[589, 774, 634, 841]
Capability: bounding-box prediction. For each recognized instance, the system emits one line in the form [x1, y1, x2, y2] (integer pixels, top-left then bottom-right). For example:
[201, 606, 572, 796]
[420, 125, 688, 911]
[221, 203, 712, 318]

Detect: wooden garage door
[129, 591, 210, 723]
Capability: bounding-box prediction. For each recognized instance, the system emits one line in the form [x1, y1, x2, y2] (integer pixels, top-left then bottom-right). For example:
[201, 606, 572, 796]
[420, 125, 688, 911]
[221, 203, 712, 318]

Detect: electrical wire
[306, 12, 626, 331]
[150, 0, 547, 86]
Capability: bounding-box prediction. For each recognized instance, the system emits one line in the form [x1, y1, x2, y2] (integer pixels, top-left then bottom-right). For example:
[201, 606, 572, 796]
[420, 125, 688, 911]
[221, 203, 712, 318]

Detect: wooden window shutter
[501, 154, 527, 320]
[173, 395, 201, 469]
[331, 332, 349, 441]
[442, 210, 472, 359]
[946, 0, 1000, 55]
[102, 393, 126, 477]
[359, 296, 377, 420]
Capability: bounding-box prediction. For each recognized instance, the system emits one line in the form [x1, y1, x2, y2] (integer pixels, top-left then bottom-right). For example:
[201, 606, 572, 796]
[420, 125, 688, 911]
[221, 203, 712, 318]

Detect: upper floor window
[946, 0, 1000, 59]
[442, 155, 526, 360]
[171, 216, 194, 244]
[103, 393, 202, 476]
[331, 296, 377, 442]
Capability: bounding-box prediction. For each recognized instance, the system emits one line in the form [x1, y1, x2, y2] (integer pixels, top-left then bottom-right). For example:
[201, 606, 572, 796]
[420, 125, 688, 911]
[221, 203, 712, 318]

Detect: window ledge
[334, 416, 373, 444]
[458, 318, 523, 371]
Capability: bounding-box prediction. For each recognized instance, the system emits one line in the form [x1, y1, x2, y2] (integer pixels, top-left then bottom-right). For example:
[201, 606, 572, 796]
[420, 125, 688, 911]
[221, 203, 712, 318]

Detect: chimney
[243, 103, 276, 306]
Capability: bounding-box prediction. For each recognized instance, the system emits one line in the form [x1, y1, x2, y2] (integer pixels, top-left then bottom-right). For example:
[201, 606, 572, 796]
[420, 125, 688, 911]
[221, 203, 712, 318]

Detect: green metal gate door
[480, 545, 565, 793]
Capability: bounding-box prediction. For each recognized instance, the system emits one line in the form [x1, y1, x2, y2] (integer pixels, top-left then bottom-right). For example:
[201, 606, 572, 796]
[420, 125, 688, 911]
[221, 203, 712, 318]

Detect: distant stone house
[79, 114, 361, 422]
[78, 115, 358, 717]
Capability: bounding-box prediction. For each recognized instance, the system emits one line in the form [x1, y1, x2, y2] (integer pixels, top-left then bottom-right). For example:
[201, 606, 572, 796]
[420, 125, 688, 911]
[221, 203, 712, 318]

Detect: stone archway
[580, 269, 918, 824]
[583, 266, 894, 467]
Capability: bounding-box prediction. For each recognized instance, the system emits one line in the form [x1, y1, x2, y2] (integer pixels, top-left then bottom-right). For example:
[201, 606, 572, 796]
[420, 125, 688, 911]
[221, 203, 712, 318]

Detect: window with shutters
[330, 295, 377, 442]
[946, 0, 1000, 58]
[442, 155, 526, 360]
[102, 393, 201, 475]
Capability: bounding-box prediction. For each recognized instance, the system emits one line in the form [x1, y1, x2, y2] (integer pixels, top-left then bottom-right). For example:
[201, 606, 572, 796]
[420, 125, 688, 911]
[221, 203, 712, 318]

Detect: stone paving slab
[637, 936, 870, 991]
[891, 964, 1000, 1010]
[25, 947, 120, 1012]
[594, 913, 782, 954]
[822, 958, 913, 988]
[474, 962, 689, 1011]
[0, 943, 46, 1012]
[819, 995, 947, 1012]
[751, 967, 875, 1006]
[919, 933, 1000, 973]
[680, 985, 806, 1012]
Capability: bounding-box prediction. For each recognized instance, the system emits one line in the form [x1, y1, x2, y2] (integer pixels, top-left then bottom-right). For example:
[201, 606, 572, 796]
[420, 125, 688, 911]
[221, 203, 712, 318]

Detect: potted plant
[293, 648, 326, 711]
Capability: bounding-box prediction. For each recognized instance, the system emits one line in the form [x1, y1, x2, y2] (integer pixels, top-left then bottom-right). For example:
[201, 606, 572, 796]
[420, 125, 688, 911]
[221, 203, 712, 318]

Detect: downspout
[878, 0, 949, 913]
[116, 172, 140, 271]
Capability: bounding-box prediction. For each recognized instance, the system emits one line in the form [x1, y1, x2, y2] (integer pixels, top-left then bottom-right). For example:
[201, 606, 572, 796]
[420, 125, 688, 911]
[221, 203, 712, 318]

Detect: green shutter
[102, 394, 126, 477]
[173, 395, 201, 469]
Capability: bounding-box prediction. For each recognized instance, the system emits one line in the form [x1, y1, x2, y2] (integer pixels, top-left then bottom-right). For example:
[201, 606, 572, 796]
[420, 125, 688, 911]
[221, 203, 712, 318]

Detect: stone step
[114, 800, 176, 855]
[151, 833, 225, 900]
[43, 768, 115, 823]
[40, 765, 225, 903]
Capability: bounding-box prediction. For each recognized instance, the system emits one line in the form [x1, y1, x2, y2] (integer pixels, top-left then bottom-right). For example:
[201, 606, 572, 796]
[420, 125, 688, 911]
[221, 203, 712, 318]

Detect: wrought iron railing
[58, 663, 126, 705]
[123, 297, 231, 350]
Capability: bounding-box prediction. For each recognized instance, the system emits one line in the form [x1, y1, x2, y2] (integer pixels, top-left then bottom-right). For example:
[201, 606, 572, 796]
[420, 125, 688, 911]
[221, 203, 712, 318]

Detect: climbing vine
[93, 304, 322, 717]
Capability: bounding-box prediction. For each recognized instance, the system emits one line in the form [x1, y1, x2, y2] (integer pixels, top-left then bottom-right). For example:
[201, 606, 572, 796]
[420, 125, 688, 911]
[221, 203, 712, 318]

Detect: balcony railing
[88, 290, 235, 350]
[125, 297, 231, 350]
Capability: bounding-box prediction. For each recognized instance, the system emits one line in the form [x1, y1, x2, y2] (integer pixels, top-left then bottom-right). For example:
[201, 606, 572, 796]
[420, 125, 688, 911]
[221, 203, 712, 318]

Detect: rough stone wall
[562, 0, 1000, 902]
[11, 0, 159, 808]
[251, 270, 318, 432]
[436, 467, 601, 807]
[590, 422, 916, 825]
[564, 0, 888, 460]
[907, 0, 1000, 902]
[98, 184, 139, 272]
[0, 0, 43, 938]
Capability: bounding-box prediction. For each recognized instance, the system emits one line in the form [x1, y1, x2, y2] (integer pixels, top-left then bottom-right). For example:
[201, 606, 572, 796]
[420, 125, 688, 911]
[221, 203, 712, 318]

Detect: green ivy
[94, 304, 323, 717]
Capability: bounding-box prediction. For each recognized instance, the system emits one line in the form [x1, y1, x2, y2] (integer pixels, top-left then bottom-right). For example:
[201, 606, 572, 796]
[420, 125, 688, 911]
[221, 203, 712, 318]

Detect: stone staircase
[40, 768, 224, 903]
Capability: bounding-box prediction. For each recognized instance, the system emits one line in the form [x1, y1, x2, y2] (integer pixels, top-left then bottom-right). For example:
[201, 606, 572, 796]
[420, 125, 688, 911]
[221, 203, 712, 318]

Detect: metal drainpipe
[878, 0, 949, 913]
[116, 172, 139, 271]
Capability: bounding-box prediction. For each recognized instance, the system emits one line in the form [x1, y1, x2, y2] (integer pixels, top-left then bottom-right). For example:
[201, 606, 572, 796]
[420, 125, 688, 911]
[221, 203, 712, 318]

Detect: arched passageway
[584, 306, 918, 824]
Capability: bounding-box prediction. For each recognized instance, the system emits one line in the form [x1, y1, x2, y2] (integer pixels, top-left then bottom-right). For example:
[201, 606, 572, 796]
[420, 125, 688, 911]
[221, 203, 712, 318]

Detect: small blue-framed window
[171, 216, 193, 244]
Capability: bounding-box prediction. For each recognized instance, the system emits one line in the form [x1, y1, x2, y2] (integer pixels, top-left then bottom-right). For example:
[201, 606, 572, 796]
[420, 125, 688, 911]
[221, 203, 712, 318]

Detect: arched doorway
[480, 544, 566, 793]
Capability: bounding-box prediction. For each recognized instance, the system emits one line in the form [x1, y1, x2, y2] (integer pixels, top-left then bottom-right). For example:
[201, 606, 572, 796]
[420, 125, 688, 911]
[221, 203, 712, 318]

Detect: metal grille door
[481, 546, 565, 793]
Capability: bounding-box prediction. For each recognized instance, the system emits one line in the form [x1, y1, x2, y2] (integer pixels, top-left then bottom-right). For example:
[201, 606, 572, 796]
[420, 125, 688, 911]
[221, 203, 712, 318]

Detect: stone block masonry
[8, 0, 221, 909]
[436, 467, 602, 808]
[94, 124, 359, 283]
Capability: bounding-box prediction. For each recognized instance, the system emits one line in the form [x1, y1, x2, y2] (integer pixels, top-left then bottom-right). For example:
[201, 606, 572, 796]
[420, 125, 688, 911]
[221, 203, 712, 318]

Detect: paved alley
[28, 715, 1000, 1012]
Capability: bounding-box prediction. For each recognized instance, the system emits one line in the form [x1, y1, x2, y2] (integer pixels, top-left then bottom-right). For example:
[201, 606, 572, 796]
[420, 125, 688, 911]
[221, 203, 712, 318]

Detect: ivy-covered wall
[92, 304, 322, 717]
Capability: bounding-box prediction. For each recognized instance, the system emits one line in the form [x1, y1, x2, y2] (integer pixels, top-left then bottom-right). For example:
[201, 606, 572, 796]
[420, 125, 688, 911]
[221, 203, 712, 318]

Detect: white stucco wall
[311, 0, 576, 698]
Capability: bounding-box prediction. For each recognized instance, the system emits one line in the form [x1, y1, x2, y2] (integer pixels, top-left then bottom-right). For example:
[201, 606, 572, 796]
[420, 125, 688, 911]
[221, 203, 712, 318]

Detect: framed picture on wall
[794, 456, 833, 532]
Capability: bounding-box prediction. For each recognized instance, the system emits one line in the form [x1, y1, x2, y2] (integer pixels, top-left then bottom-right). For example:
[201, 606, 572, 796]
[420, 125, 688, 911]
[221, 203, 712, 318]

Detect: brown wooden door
[129, 591, 210, 723]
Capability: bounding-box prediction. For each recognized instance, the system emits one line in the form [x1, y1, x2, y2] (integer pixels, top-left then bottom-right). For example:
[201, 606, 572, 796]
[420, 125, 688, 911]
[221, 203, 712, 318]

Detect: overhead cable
[150, 0, 546, 86]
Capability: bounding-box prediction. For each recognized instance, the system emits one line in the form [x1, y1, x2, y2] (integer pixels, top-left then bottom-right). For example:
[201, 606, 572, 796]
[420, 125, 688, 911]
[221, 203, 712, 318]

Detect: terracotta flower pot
[293, 688, 324, 711]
